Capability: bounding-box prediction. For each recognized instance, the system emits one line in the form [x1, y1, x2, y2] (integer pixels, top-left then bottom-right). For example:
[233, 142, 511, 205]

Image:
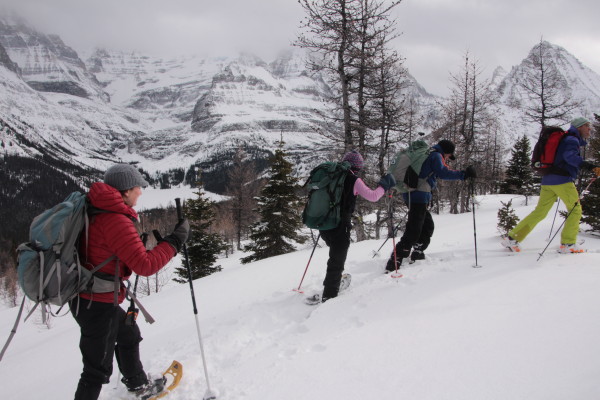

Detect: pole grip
[175, 198, 183, 221]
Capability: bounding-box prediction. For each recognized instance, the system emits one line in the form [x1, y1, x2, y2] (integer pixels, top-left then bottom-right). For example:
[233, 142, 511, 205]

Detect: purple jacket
[541, 126, 587, 185]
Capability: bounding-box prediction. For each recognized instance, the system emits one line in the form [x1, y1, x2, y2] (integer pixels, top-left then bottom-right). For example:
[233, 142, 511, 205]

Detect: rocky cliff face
[0, 41, 18, 74]
[0, 15, 108, 101]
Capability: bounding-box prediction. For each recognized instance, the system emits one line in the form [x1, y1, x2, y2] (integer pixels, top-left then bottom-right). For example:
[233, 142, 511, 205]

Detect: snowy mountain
[0, 14, 108, 101]
[496, 41, 600, 143]
[2, 194, 600, 399]
[2, 15, 600, 192]
[497, 41, 600, 115]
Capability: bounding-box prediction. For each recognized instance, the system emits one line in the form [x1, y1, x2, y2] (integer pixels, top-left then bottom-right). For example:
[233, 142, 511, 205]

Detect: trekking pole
[389, 193, 403, 278]
[547, 199, 561, 241]
[470, 179, 481, 268]
[537, 178, 597, 261]
[293, 233, 320, 293]
[372, 222, 402, 257]
[175, 198, 216, 400]
[372, 192, 400, 258]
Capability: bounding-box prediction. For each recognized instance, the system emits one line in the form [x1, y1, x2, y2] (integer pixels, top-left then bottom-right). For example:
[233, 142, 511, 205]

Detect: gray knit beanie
[571, 117, 591, 128]
[104, 164, 149, 191]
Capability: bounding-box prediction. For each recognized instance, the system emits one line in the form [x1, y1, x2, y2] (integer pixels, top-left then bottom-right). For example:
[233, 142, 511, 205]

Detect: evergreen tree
[497, 200, 520, 236]
[241, 144, 307, 264]
[500, 135, 537, 195]
[581, 114, 600, 231]
[173, 184, 227, 282]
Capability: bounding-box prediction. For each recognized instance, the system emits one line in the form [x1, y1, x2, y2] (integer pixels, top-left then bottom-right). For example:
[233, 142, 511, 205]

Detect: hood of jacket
[87, 182, 138, 220]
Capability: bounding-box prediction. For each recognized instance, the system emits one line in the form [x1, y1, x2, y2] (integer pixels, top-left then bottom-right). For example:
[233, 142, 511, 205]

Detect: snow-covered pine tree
[581, 114, 600, 232]
[500, 135, 537, 197]
[241, 143, 307, 264]
[173, 183, 227, 282]
[497, 200, 520, 236]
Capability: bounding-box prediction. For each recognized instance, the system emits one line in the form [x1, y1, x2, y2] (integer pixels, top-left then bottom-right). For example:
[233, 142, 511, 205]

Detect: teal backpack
[16, 192, 106, 312]
[302, 161, 351, 230]
[387, 140, 432, 193]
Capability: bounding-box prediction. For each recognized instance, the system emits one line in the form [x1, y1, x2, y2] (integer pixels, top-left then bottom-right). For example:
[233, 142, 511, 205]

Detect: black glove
[152, 229, 163, 242]
[162, 219, 190, 253]
[464, 165, 477, 180]
[580, 160, 598, 171]
[378, 173, 396, 191]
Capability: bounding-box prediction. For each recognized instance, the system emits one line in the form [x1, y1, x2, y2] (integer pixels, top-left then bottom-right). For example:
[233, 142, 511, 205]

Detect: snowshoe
[304, 273, 352, 306]
[132, 374, 167, 400]
[501, 236, 521, 252]
[304, 293, 322, 305]
[558, 243, 586, 254]
[339, 273, 351, 292]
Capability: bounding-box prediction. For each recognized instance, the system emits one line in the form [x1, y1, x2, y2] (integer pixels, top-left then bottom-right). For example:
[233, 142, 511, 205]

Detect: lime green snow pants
[509, 182, 582, 245]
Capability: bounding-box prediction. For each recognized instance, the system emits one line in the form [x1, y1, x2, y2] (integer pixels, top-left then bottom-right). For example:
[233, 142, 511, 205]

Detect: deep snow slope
[2, 194, 600, 400]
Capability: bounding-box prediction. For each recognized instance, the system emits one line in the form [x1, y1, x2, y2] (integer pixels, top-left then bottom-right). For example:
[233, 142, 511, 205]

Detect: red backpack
[531, 126, 572, 176]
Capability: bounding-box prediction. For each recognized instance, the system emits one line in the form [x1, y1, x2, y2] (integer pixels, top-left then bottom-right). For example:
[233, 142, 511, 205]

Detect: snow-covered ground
[135, 186, 229, 211]
[2, 194, 600, 400]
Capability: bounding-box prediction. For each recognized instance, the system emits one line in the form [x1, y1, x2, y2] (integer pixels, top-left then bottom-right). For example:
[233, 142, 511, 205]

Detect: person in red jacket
[70, 163, 190, 400]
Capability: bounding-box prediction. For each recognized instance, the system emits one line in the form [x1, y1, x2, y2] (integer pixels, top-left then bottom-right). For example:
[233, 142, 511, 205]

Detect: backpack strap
[124, 286, 155, 324]
[113, 260, 120, 306]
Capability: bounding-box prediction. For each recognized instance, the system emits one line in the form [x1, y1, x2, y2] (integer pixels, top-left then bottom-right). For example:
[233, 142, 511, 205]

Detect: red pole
[294, 234, 320, 293]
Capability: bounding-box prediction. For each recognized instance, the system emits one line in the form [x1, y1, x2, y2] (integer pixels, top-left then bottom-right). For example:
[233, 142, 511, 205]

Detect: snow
[135, 186, 229, 211]
[2, 194, 600, 399]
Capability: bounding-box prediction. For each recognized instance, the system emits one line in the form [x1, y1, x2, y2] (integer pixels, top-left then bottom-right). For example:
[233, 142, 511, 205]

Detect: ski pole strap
[125, 286, 155, 324]
[0, 296, 26, 363]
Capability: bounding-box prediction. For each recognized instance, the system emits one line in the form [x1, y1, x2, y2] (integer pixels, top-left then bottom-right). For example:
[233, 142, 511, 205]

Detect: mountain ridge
[1, 16, 599, 183]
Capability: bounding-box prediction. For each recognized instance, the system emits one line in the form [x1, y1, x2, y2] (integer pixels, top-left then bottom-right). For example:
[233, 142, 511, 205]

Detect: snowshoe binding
[131, 375, 167, 400]
[501, 236, 521, 252]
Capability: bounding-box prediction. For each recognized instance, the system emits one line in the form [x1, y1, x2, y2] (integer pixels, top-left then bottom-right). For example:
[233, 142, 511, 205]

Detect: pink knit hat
[342, 150, 364, 171]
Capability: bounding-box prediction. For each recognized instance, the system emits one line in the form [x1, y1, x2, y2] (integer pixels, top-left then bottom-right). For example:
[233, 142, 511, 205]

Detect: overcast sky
[3, 0, 600, 97]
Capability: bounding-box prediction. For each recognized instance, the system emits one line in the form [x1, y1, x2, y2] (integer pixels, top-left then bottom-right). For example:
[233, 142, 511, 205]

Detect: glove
[464, 165, 477, 180]
[152, 229, 163, 242]
[378, 173, 396, 191]
[162, 219, 190, 253]
[594, 167, 600, 177]
[580, 160, 598, 172]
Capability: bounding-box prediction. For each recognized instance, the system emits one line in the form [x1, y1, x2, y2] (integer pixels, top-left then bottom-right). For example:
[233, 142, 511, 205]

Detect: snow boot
[127, 374, 167, 400]
[410, 249, 425, 263]
[305, 273, 351, 305]
[385, 257, 402, 273]
[501, 236, 521, 252]
[558, 243, 586, 254]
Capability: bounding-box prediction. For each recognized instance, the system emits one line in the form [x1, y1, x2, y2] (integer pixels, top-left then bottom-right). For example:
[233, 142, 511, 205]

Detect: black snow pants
[70, 298, 147, 400]
[320, 223, 351, 300]
[394, 202, 435, 259]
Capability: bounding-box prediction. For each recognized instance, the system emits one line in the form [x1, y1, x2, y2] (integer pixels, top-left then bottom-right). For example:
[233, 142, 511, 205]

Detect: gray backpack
[387, 140, 433, 193]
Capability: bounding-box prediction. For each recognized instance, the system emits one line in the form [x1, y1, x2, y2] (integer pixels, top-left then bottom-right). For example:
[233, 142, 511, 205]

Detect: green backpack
[302, 161, 351, 230]
[387, 140, 432, 193]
